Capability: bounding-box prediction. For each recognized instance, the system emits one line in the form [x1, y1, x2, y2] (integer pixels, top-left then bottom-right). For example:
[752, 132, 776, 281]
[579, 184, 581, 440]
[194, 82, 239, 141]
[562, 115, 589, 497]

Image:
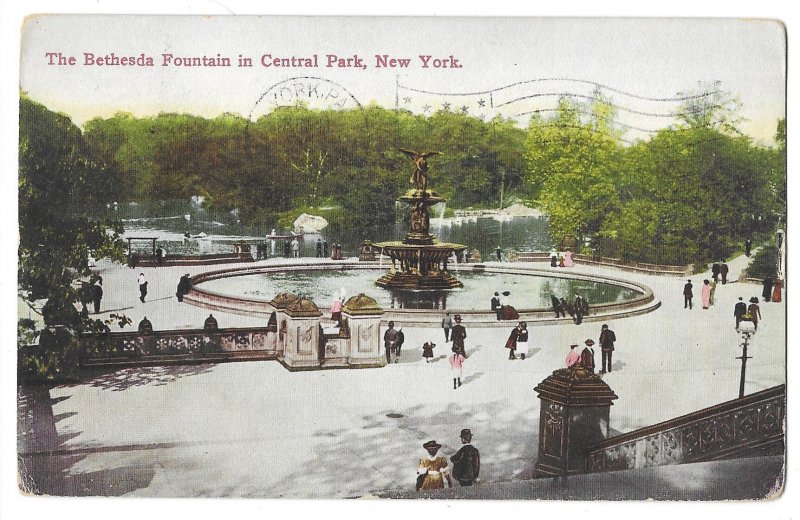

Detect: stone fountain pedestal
[374, 188, 466, 290]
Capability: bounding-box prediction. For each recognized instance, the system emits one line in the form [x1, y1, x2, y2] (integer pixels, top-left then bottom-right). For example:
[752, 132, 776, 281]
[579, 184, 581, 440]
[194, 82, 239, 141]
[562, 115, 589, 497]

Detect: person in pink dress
[450, 346, 466, 389]
[563, 250, 574, 267]
[701, 279, 711, 309]
[330, 295, 343, 326]
[566, 344, 581, 367]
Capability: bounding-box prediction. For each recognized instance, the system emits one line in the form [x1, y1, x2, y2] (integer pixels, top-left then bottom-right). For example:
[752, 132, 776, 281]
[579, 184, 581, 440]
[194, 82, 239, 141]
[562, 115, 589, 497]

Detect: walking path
[17, 253, 786, 498]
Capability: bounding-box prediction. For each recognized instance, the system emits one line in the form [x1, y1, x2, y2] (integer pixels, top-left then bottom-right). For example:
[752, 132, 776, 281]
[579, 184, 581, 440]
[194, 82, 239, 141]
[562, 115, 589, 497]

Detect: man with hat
[451, 315, 467, 358]
[384, 321, 399, 363]
[734, 297, 748, 330]
[450, 429, 480, 487]
[580, 339, 596, 374]
[598, 324, 616, 373]
[416, 440, 452, 491]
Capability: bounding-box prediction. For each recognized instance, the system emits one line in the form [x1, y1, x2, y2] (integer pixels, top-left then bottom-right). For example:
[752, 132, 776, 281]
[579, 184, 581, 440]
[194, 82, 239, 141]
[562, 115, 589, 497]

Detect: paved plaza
[17, 253, 786, 498]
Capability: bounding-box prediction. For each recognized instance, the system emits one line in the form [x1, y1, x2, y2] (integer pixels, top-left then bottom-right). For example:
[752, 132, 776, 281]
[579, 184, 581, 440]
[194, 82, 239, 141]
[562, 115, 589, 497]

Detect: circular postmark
[248, 76, 362, 120]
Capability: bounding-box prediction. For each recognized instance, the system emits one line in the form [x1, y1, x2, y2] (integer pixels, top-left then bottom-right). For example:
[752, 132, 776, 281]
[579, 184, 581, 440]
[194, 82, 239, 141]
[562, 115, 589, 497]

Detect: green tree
[19, 96, 126, 373]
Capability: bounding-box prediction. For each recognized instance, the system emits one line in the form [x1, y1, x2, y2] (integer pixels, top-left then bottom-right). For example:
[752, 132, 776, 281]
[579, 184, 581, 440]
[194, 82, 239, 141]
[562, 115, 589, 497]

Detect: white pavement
[17, 253, 786, 498]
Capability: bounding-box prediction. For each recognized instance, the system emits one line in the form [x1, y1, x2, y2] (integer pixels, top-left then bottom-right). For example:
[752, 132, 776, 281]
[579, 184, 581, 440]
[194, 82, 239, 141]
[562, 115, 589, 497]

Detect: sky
[19, 16, 786, 145]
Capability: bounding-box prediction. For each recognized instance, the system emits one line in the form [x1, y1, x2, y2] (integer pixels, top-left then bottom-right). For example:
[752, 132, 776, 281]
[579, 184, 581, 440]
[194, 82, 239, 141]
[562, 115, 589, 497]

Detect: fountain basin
[182, 261, 659, 327]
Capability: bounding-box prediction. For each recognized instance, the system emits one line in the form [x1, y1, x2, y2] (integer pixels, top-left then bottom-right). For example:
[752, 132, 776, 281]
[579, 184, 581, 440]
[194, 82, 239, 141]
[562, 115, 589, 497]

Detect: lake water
[117, 199, 553, 259]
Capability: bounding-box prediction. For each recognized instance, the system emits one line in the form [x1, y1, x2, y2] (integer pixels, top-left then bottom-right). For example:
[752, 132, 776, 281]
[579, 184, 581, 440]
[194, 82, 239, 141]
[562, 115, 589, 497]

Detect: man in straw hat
[450, 429, 480, 487]
[580, 339, 596, 374]
[416, 440, 452, 491]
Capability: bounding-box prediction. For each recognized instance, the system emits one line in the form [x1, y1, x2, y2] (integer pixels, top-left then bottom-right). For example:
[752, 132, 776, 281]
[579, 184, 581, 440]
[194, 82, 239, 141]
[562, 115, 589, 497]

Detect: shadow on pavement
[85, 363, 217, 392]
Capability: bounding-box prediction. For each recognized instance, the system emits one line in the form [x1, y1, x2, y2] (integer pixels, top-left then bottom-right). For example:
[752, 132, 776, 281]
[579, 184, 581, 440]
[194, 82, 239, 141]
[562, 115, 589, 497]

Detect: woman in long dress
[563, 250, 574, 267]
[701, 279, 711, 309]
[417, 441, 452, 491]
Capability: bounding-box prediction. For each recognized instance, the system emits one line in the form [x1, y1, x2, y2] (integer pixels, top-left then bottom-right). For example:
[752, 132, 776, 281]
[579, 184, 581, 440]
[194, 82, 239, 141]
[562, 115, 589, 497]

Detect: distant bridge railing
[515, 252, 691, 276]
[584, 385, 785, 473]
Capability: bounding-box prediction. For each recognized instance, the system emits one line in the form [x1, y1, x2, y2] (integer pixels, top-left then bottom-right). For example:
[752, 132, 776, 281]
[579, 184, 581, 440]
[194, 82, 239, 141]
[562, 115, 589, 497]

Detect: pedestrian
[734, 297, 747, 330]
[176, 273, 191, 302]
[442, 311, 453, 342]
[748, 297, 762, 330]
[762, 277, 774, 302]
[683, 279, 693, 309]
[204, 313, 218, 331]
[137, 316, 153, 333]
[156, 245, 166, 266]
[720, 262, 729, 285]
[711, 262, 720, 283]
[450, 345, 466, 389]
[563, 250, 574, 267]
[599, 324, 616, 373]
[566, 344, 581, 368]
[79, 282, 92, 314]
[709, 279, 717, 306]
[422, 342, 436, 363]
[490, 291, 501, 314]
[416, 441, 452, 491]
[396, 327, 405, 359]
[283, 239, 291, 258]
[551, 294, 565, 318]
[138, 272, 148, 303]
[384, 321, 399, 364]
[745, 239, 752, 257]
[323, 240, 329, 258]
[561, 297, 574, 319]
[504, 321, 528, 360]
[91, 279, 103, 314]
[580, 295, 590, 317]
[291, 237, 300, 258]
[450, 429, 480, 487]
[550, 249, 558, 267]
[331, 295, 343, 327]
[316, 238, 322, 257]
[701, 279, 711, 309]
[580, 339, 596, 374]
[451, 314, 467, 357]
[496, 246, 502, 262]
[573, 295, 584, 325]
[559, 253, 565, 268]
[772, 279, 783, 303]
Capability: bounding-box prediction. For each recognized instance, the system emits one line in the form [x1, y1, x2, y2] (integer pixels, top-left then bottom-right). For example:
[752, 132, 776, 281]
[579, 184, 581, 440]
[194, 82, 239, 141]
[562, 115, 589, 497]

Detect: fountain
[374, 149, 467, 290]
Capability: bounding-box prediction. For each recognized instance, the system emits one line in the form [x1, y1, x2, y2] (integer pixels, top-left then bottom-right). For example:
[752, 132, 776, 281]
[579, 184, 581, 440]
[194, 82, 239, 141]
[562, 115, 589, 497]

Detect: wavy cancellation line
[397, 77, 721, 102]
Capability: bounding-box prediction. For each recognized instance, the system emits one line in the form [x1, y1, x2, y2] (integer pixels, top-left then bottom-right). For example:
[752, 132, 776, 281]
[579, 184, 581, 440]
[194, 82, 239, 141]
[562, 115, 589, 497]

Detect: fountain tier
[374, 188, 466, 290]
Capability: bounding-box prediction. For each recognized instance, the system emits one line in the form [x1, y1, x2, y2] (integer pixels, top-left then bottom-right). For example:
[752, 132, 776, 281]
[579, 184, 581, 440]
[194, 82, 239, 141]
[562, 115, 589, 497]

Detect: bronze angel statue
[398, 149, 441, 192]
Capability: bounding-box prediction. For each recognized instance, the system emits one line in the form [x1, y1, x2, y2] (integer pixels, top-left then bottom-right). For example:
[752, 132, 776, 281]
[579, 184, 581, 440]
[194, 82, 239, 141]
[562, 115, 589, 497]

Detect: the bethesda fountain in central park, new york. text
[374, 149, 467, 290]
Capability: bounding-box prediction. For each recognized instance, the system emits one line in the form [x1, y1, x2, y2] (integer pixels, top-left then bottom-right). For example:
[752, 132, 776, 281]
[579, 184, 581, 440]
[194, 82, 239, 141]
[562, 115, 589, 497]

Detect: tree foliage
[19, 95, 126, 352]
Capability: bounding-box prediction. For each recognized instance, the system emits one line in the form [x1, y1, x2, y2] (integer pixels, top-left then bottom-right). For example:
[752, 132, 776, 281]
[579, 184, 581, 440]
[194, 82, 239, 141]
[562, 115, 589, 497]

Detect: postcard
[14, 14, 787, 502]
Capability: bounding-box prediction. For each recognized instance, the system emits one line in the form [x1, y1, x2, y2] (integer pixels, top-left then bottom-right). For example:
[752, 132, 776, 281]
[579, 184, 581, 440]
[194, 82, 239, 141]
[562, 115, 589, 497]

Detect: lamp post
[736, 327, 755, 398]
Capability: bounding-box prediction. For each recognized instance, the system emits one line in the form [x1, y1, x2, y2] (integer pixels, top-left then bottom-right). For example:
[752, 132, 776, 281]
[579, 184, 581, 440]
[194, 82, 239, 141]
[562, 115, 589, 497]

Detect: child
[450, 346, 465, 389]
[422, 342, 436, 362]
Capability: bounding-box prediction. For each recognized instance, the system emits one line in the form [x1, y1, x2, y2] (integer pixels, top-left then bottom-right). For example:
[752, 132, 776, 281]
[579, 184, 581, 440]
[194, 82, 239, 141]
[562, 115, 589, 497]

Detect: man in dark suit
[451, 315, 467, 357]
[490, 292, 501, 320]
[720, 262, 729, 284]
[599, 324, 616, 373]
[734, 297, 748, 330]
[683, 279, 693, 309]
[450, 428, 480, 487]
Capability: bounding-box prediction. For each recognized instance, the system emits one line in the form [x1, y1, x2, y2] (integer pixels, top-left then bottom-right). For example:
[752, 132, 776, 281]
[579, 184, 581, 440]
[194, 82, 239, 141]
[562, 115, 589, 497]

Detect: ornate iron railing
[584, 385, 785, 473]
